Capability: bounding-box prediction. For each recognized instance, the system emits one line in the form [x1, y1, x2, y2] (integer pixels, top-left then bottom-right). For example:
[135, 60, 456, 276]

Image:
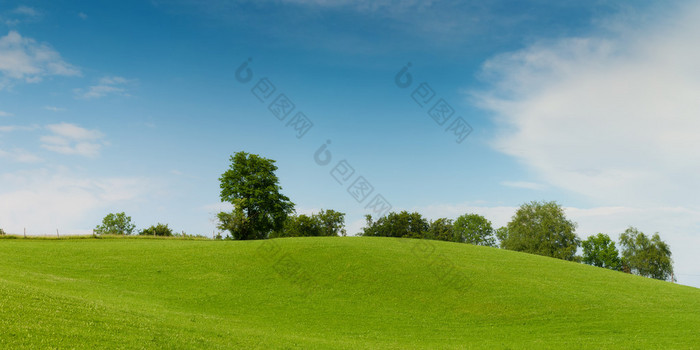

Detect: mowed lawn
[0, 236, 698, 349]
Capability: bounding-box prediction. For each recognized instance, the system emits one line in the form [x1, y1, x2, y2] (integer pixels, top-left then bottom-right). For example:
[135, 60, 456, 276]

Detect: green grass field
[1, 236, 698, 349]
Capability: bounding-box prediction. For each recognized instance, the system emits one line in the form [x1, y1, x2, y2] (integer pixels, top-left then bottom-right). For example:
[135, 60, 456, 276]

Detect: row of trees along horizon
[52, 151, 673, 282]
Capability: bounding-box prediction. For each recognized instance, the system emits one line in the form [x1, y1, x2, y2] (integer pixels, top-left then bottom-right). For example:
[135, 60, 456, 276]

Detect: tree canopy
[271, 209, 347, 238]
[95, 212, 136, 235]
[315, 209, 347, 237]
[218, 152, 294, 240]
[582, 233, 621, 271]
[361, 211, 429, 238]
[427, 218, 454, 242]
[499, 201, 580, 261]
[453, 213, 496, 247]
[619, 227, 673, 281]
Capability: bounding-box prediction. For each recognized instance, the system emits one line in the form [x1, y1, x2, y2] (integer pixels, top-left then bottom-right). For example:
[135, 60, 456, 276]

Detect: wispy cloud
[2, 6, 41, 26]
[500, 181, 546, 190]
[0, 148, 42, 163]
[44, 106, 66, 112]
[165, 0, 610, 55]
[0, 31, 80, 89]
[40, 123, 106, 157]
[473, 2, 700, 207]
[0, 124, 39, 132]
[12, 6, 40, 17]
[74, 76, 134, 99]
[0, 110, 13, 117]
[78, 12, 88, 20]
[269, 0, 437, 13]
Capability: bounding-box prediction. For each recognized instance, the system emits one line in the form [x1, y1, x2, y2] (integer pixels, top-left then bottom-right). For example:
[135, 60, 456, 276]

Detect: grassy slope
[0, 237, 698, 349]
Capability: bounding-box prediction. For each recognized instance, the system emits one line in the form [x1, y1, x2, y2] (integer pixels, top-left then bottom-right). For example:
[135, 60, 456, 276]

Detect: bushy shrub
[139, 223, 173, 237]
[0, 228, 6, 236]
[172, 231, 209, 239]
[274, 214, 321, 237]
[216, 209, 249, 240]
[362, 212, 496, 246]
[272, 209, 347, 238]
[361, 211, 429, 238]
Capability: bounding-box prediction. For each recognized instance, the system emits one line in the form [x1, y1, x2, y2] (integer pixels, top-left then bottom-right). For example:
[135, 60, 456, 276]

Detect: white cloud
[78, 12, 88, 20]
[0, 110, 13, 117]
[74, 76, 133, 99]
[0, 169, 152, 235]
[500, 181, 546, 190]
[40, 123, 105, 157]
[0, 31, 80, 88]
[474, 2, 700, 208]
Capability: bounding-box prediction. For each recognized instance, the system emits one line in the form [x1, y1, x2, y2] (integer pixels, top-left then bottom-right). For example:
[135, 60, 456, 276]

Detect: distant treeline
[18, 151, 669, 284]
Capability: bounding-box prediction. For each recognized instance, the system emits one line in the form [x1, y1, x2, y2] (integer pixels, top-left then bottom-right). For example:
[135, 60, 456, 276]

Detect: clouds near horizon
[0, 168, 154, 235]
[474, 2, 700, 208]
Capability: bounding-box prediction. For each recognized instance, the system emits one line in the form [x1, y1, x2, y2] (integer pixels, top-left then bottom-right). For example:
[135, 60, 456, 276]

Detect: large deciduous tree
[95, 212, 136, 235]
[218, 152, 294, 240]
[619, 227, 673, 281]
[500, 201, 580, 261]
[453, 213, 496, 247]
[582, 233, 621, 271]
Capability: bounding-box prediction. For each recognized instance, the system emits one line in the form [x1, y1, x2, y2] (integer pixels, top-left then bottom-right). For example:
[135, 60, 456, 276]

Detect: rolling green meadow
[1, 236, 698, 349]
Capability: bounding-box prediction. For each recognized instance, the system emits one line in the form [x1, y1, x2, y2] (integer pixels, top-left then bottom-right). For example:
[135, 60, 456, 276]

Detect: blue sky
[2, 0, 700, 287]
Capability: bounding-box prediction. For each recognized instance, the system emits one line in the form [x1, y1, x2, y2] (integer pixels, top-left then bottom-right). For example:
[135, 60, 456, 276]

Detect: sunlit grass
[0, 237, 698, 349]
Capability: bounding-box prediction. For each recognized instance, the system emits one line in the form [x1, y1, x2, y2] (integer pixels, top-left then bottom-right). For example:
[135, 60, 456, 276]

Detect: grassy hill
[0, 236, 698, 349]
